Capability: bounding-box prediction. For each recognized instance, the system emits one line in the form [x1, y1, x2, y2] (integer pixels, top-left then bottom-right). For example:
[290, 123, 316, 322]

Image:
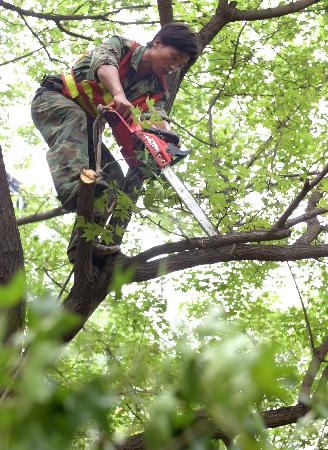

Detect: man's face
[151, 39, 190, 77]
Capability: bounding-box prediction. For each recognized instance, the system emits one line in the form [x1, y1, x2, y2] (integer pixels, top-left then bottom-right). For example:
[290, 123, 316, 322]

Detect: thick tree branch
[298, 335, 328, 403]
[231, 0, 322, 22]
[132, 243, 328, 282]
[262, 403, 310, 429]
[272, 162, 328, 229]
[0, 1, 150, 22]
[129, 228, 291, 265]
[114, 403, 310, 450]
[294, 191, 323, 245]
[73, 169, 96, 284]
[285, 207, 328, 228]
[165, 0, 232, 110]
[197, 2, 231, 53]
[273, 180, 311, 229]
[62, 224, 327, 341]
[17, 206, 68, 226]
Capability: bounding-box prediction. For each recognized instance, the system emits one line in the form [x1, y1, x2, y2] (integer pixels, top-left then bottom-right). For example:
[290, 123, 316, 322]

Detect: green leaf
[109, 265, 136, 300]
[0, 271, 25, 307]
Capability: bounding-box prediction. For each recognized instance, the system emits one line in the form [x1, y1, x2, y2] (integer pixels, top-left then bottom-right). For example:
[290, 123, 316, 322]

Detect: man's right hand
[110, 94, 133, 122]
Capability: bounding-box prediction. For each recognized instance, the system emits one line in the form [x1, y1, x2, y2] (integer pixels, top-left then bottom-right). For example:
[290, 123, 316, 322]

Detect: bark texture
[0, 146, 25, 340]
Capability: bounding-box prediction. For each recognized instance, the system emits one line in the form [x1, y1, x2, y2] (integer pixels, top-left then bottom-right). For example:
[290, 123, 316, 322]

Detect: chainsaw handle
[144, 127, 180, 146]
[166, 143, 192, 166]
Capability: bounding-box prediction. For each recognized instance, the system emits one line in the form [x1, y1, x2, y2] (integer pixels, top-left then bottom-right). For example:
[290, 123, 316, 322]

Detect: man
[31, 22, 198, 262]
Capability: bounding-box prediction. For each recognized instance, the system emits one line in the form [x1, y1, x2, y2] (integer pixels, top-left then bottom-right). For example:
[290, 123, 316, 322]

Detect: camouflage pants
[31, 88, 125, 250]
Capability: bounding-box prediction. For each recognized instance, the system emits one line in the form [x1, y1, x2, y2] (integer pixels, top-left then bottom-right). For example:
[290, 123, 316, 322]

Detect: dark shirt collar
[130, 44, 146, 71]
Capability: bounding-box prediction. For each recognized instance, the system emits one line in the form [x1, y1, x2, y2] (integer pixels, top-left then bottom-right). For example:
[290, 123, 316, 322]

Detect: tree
[0, 0, 327, 448]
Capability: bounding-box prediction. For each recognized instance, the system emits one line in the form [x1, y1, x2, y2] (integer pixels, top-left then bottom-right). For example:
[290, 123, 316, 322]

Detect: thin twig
[0, 47, 43, 66]
[55, 20, 93, 41]
[246, 108, 298, 169]
[19, 14, 56, 62]
[170, 119, 212, 146]
[285, 207, 328, 228]
[43, 267, 63, 290]
[0, 353, 26, 402]
[57, 267, 74, 301]
[287, 262, 315, 352]
[139, 213, 187, 239]
[207, 23, 246, 146]
[313, 366, 328, 401]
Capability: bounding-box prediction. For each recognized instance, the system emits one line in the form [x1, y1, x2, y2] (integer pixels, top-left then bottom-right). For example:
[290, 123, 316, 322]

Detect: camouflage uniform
[31, 36, 169, 206]
[31, 36, 169, 251]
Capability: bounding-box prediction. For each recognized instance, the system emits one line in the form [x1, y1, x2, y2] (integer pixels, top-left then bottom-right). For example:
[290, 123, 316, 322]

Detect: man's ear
[153, 37, 161, 48]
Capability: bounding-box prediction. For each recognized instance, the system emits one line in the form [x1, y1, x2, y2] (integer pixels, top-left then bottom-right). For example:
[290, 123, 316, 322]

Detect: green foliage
[0, 294, 118, 450]
[110, 264, 136, 300]
[75, 188, 137, 243]
[146, 310, 296, 450]
[76, 216, 114, 244]
[0, 271, 26, 307]
[131, 98, 163, 129]
[3, 281, 324, 450]
[112, 190, 137, 220]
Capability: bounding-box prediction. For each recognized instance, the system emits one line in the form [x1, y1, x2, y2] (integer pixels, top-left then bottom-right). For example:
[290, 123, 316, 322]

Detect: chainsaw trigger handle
[145, 127, 180, 146]
[167, 144, 192, 157]
[165, 144, 192, 167]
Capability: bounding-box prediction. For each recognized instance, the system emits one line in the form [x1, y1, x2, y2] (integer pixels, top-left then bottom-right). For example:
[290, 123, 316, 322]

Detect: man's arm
[96, 65, 133, 121]
[91, 36, 133, 121]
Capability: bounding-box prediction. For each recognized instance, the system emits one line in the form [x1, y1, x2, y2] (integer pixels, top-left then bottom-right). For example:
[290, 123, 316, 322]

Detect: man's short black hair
[149, 22, 198, 64]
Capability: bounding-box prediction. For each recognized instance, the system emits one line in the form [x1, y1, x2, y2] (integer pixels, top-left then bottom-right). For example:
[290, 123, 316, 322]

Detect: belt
[40, 75, 64, 93]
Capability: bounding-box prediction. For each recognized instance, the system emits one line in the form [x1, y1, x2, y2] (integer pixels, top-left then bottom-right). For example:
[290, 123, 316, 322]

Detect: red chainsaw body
[103, 110, 173, 168]
[100, 109, 217, 237]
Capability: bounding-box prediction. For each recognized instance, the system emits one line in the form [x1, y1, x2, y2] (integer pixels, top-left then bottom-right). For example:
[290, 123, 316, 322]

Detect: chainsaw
[100, 109, 218, 237]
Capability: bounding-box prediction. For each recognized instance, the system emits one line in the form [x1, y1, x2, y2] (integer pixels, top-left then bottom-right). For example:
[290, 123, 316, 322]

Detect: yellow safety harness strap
[61, 70, 79, 99]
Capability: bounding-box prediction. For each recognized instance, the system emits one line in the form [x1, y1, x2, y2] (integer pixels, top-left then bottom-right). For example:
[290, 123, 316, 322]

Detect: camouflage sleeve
[91, 36, 130, 78]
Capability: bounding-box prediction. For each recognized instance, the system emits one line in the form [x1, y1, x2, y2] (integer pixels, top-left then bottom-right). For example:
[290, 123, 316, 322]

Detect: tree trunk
[0, 146, 25, 341]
